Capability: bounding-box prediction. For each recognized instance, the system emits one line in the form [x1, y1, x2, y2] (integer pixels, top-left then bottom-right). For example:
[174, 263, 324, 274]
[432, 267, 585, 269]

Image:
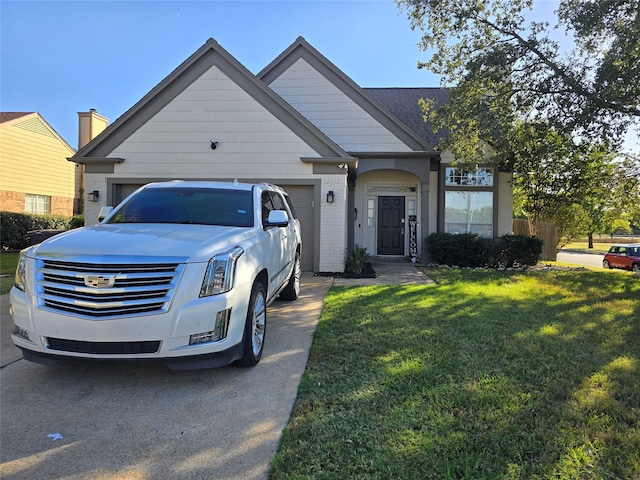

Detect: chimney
[78, 109, 109, 150]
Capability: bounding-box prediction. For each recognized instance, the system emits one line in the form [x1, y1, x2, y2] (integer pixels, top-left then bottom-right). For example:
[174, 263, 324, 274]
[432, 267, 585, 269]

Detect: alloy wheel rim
[293, 258, 301, 294]
[251, 291, 266, 356]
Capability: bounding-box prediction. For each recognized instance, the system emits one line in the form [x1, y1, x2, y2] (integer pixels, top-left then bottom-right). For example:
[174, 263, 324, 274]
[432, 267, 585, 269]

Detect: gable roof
[72, 38, 353, 162]
[1, 112, 33, 123]
[259, 37, 438, 154]
[365, 88, 450, 149]
[1, 111, 74, 152]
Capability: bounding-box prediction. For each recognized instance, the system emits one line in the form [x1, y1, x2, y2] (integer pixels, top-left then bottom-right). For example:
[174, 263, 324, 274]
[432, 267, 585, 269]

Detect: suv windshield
[106, 187, 254, 227]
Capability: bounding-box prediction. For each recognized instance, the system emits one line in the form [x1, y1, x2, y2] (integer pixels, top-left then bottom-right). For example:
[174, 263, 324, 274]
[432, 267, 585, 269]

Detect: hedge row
[1, 212, 84, 250]
[427, 232, 543, 268]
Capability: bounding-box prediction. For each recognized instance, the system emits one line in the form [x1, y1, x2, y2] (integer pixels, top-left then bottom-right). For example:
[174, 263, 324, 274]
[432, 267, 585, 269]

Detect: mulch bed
[314, 262, 377, 279]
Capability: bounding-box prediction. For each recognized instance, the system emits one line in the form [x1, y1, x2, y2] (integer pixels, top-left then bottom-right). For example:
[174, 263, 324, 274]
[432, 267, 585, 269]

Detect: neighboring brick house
[71, 37, 513, 272]
[0, 112, 79, 216]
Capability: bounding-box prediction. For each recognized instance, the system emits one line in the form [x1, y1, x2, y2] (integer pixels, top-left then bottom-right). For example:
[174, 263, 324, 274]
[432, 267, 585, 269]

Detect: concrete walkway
[332, 261, 434, 287]
[0, 262, 431, 479]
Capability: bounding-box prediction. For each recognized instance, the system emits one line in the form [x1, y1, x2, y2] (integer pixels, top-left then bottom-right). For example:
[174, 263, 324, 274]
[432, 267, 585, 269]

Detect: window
[444, 168, 494, 237]
[25, 194, 51, 214]
[367, 199, 375, 227]
[445, 191, 493, 237]
[445, 167, 493, 186]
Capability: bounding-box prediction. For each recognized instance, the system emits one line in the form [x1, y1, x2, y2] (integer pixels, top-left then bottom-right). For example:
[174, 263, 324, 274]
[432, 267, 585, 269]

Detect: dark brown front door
[377, 196, 405, 255]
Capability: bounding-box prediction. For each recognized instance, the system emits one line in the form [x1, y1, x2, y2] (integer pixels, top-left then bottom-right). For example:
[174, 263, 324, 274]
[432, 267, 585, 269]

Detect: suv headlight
[200, 246, 244, 297]
[14, 249, 29, 292]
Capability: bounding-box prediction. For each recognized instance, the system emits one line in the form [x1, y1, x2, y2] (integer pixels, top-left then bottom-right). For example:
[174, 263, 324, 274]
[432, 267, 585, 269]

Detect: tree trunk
[588, 232, 594, 249]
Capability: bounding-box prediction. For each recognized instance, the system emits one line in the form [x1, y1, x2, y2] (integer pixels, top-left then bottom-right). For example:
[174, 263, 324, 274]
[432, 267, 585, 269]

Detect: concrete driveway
[0, 274, 333, 480]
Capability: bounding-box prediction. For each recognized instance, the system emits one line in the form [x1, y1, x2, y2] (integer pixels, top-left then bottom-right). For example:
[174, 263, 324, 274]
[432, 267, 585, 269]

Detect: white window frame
[25, 194, 51, 214]
[443, 168, 494, 237]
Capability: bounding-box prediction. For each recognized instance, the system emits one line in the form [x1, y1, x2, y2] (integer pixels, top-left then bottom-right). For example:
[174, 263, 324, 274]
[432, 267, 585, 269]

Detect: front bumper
[9, 276, 252, 369]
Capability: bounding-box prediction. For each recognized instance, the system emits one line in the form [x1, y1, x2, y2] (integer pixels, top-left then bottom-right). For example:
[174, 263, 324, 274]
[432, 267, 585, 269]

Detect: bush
[344, 245, 370, 275]
[0, 212, 83, 250]
[427, 232, 543, 268]
[495, 234, 543, 267]
[426, 232, 485, 267]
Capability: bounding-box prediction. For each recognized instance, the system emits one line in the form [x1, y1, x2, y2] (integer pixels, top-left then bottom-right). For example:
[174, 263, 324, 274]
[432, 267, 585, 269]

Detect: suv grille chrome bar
[35, 256, 187, 318]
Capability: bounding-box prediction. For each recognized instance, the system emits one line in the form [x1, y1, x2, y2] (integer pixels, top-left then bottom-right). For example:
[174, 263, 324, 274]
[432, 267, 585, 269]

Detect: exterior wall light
[88, 190, 100, 202]
[326, 191, 335, 203]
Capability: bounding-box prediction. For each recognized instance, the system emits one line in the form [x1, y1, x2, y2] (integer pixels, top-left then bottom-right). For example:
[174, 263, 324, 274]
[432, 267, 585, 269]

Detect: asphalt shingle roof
[364, 88, 450, 150]
[0, 112, 33, 123]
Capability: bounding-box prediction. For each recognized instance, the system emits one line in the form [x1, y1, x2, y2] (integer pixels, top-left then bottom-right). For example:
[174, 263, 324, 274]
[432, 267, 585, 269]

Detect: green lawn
[0, 251, 19, 295]
[271, 269, 640, 479]
[561, 242, 611, 255]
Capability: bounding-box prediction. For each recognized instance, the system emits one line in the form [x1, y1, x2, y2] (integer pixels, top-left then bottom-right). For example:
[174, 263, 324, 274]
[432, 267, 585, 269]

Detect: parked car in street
[10, 181, 302, 369]
[603, 243, 640, 273]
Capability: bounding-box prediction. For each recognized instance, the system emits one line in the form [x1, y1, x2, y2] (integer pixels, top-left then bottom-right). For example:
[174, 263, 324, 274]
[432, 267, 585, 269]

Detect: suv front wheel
[239, 282, 267, 366]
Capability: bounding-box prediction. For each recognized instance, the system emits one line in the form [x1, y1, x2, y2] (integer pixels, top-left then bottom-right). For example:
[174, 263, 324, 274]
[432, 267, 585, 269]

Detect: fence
[513, 218, 558, 261]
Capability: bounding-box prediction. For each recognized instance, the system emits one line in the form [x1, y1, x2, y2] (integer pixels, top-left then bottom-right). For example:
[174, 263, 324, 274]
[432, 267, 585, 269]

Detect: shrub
[495, 234, 543, 267]
[344, 245, 370, 275]
[427, 232, 543, 268]
[426, 232, 485, 267]
[0, 212, 82, 250]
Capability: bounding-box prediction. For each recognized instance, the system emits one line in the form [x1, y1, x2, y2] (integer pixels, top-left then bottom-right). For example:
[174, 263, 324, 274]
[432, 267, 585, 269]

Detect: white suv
[11, 181, 302, 369]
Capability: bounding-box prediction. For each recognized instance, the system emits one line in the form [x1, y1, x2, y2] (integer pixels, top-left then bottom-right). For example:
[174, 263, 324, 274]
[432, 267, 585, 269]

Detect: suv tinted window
[107, 187, 254, 227]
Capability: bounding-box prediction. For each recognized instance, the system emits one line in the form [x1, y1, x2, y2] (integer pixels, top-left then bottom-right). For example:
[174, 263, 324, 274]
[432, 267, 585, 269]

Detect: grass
[0, 251, 19, 295]
[561, 242, 611, 255]
[271, 268, 640, 479]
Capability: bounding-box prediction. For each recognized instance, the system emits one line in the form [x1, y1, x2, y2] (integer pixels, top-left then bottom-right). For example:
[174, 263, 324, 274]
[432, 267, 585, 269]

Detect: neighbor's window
[444, 167, 494, 237]
[25, 194, 51, 214]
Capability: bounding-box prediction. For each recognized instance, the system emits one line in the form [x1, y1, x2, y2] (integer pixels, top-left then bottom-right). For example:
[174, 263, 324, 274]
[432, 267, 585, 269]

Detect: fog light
[12, 322, 30, 341]
[189, 309, 231, 345]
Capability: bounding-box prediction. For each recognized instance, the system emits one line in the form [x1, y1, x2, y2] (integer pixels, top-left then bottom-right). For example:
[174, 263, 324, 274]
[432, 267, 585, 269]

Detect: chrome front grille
[35, 256, 187, 318]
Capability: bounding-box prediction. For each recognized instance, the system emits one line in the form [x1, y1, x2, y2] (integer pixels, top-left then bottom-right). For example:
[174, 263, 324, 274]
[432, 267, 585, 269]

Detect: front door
[377, 196, 405, 255]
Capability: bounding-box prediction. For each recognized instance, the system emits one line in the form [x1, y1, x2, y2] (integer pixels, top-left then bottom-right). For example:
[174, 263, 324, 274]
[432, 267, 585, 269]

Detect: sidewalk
[331, 261, 434, 286]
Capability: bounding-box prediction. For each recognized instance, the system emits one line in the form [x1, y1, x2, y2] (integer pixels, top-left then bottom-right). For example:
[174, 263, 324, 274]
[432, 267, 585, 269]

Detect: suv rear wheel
[280, 251, 300, 301]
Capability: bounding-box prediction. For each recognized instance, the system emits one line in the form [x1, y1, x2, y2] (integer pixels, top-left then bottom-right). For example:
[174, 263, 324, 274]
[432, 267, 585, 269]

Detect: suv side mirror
[264, 210, 289, 228]
[98, 206, 113, 223]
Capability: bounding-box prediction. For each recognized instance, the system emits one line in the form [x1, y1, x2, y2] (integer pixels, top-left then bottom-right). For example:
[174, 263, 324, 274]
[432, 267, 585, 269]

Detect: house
[0, 112, 79, 216]
[71, 37, 513, 272]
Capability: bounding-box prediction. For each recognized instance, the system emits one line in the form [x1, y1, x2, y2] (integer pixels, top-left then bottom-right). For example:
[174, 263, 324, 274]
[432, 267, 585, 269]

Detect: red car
[603, 243, 640, 273]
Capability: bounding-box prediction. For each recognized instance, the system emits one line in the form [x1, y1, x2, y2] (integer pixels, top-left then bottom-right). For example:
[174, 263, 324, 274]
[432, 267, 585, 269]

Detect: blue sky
[1, 0, 636, 154]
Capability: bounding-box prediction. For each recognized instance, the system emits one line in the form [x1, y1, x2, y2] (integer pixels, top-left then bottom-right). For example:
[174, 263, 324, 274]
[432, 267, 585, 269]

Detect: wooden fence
[513, 218, 558, 261]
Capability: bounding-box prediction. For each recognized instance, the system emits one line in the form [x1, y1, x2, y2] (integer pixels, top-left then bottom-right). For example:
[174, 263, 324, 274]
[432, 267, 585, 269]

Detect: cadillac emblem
[84, 275, 117, 289]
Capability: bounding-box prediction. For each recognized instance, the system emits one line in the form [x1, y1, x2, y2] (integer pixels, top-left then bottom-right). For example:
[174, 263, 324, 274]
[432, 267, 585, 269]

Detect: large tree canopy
[397, 0, 640, 155]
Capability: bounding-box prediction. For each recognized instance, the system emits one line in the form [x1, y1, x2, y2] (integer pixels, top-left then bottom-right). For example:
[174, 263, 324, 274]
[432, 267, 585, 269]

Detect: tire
[239, 282, 267, 367]
[603, 260, 612, 269]
[633, 263, 640, 274]
[280, 251, 301, 301]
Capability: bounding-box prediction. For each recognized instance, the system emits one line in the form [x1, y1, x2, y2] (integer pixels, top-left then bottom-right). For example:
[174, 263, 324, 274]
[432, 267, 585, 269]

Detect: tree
[397, 0, 640, 157]
[508, 122, 604, 240]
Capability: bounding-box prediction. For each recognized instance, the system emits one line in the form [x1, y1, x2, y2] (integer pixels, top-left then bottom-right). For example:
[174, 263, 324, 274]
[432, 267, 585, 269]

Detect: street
[556, 251, 605, 269]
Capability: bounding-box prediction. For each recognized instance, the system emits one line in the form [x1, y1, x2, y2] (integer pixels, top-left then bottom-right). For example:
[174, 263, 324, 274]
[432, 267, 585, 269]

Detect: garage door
[279, 185, 314, 271]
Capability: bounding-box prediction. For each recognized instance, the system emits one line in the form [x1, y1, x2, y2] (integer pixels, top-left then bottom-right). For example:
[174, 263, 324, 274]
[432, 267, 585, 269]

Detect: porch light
[326, 191, 335, 203]
[88, 190, 100, 202]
